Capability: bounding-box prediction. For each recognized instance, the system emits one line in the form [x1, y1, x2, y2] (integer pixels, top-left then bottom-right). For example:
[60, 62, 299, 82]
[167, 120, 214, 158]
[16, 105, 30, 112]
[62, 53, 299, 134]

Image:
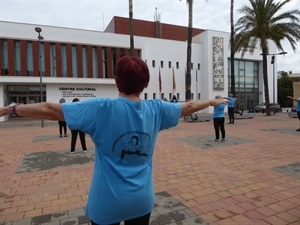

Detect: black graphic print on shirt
[112, 131, 152, 162]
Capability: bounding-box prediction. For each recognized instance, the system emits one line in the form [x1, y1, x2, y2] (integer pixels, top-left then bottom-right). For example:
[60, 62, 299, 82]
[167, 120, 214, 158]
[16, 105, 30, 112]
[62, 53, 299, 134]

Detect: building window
[50, 43, 56, 77]
[112, 48, 117, 76]
[191, 63, 193, 70]
[92, 47, 98, 78]
[14, 41, 21, 76]
[82, 46, 88, 78]
[176, 62, 179, 69]
[160, 61, 164, 68]
[40, 43, 45, 76]
[26, 42, 33, 76]
[102, 47, 107, 78]
[168, 61, 171, 68]
[61, 44, 67, 77]
[144, 93, 148, 100]
[198, 63, 200, 70]
[177, 93, 180, 101]
[120, 48, 125, 57]
[1, 39, 9, 75]
[152, 60, 155, 68]
[72, 45, 78, 77]
[153, 93, 156, 99]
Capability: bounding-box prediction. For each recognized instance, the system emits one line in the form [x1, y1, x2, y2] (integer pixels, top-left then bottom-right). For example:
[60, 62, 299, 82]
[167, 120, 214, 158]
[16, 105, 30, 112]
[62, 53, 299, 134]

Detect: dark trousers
[90, 212, 151, 225]
[71, 130, 87, 151]
[58, 121, 67, 135]
[213, 117, 225, 140]
[228, 107, 234, 123]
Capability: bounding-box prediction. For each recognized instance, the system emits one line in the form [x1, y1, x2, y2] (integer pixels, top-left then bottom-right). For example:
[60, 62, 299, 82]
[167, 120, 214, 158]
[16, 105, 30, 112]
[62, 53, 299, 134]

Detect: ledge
[288, 112, 298, 118]
[184, 113, 212, 122]
[234, 113, 256, 119]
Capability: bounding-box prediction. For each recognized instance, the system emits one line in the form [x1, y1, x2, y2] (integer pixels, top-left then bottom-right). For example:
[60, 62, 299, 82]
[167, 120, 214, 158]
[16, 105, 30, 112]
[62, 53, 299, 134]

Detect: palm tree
[230, 0, 235, 97]
[181, 0, 193, 101]
[234, 0, 300, 115]
[129, 0, 134, 56]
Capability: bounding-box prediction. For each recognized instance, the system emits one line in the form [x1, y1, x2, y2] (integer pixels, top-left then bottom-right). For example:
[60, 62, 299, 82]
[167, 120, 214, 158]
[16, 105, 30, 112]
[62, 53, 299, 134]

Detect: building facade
[0, 17, 276, 122]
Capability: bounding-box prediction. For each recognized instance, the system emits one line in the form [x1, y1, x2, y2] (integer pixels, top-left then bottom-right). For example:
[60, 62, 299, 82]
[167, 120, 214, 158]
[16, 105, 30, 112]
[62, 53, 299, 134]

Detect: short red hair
[115, 56, 150, 95]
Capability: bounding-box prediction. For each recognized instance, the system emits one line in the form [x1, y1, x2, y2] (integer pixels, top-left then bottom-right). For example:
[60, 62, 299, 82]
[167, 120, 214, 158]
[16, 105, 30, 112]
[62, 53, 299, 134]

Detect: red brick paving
[0, 113, 299, 224]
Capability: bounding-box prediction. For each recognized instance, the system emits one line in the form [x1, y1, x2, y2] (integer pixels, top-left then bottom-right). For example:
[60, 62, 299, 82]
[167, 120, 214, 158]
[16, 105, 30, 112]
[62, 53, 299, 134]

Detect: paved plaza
[0, 113, 299, 225]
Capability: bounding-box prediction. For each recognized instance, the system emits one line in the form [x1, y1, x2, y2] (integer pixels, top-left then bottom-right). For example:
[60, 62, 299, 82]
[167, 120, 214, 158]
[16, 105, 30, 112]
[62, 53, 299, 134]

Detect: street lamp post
[35, 27, 44, 127]
[269, 51, 287, 115]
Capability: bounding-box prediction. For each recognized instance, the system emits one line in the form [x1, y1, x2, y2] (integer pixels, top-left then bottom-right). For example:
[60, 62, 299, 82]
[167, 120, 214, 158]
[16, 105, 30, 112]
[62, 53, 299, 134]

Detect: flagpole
[196, 69, 198, 100]
[172, 67, 176, 96]
[159, 67, 162, 98]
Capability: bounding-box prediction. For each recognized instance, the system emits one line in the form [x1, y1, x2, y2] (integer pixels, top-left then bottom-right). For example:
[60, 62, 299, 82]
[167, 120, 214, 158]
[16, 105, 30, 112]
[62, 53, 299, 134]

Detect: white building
[0, 17, 277, 122]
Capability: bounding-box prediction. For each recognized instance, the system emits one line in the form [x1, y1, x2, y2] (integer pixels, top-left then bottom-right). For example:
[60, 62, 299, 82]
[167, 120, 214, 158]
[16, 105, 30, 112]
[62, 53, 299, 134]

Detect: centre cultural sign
[59, 87, 97, 98]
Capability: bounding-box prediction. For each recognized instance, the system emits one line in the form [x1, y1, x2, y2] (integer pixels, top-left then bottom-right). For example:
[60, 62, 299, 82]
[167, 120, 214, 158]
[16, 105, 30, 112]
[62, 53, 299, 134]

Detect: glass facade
[7, 85, 46, 105]
[228, 59, 259, 111]
[92, 46, 98, 78]
[50, 43, 56, 77]
[82, 46, 88, 78]
[1, 40, 8, 75]
[14, 41, 21, 76]
[26, 42, 33, 76]
[61, 44, 67, 77]
[72, 45, 78, 77]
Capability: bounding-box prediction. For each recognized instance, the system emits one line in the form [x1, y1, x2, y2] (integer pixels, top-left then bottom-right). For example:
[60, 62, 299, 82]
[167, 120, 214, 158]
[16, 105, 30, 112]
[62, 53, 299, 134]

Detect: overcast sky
[0, 0, 299, 73]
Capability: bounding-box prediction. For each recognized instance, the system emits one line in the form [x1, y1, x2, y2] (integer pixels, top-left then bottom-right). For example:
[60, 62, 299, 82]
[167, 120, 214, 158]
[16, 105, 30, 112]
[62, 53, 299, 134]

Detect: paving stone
[60, 217, 78, 225]
[16, 151, 95, 173]
[31, 214, 51, 225]
[68, 209, 85, 218]
[177, 135, 255, 149]
[78, 215, 90, 224]
[50, 212, 68, 221]
[272, 163, 300, 178]
[11, 220, 30, 225]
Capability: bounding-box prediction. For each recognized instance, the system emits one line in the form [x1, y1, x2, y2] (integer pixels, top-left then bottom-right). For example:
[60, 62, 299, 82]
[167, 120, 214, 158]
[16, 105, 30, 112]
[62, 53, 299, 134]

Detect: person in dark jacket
[70, 98, 87, 153]
[58, 98, 68, 137]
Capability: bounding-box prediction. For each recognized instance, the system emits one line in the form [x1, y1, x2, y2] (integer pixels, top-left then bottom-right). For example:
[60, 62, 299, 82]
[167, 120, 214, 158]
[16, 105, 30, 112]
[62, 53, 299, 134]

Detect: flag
[159, 68, 162, 92]
[172, 67, 176, 90]
[196, 69, 198, 82]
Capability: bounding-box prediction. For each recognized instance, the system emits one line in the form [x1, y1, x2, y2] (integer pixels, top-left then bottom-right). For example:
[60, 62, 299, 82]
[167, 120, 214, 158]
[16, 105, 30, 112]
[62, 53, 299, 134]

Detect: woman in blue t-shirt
[213, 95, 227, 142]
[287, 96, 300, 131]
[0, 56, 228, 225]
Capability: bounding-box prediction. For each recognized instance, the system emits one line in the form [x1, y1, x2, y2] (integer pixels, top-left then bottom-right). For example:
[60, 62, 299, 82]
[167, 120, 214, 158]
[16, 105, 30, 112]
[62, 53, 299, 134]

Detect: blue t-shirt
[228, 97, 236, 108]
[213, 104, 226, 118]
[62, 97, 182, 224]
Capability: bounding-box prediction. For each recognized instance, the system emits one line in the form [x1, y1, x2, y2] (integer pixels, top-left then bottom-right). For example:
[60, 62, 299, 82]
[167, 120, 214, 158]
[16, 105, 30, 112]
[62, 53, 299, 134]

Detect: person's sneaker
[59, 135, 62, 138]
[64, 134, 68, 137]
[83, 149, 87, 153]
[296, 128, 300, 131]
[221, 139, 226, 142]
[70, 151, 75, 154]
[215, 139, 220, 142]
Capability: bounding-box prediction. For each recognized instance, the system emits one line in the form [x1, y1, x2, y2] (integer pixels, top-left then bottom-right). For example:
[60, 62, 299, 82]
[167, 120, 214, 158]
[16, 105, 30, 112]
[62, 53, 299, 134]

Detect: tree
[180, 0, 193, 101]
[129, 0, 134, 56]
[234, 0, 300, 116]
[230, 0, 236, 97]
[277, 71, 293, 107]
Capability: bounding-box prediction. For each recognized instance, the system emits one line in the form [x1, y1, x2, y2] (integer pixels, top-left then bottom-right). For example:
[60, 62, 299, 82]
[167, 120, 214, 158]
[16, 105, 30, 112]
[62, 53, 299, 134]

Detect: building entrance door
[7, 85, 46, 105]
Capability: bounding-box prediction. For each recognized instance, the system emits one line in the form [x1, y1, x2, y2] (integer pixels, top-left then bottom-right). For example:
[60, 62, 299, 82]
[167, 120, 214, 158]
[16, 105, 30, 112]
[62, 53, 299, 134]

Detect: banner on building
[213, 37, 224, 90]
